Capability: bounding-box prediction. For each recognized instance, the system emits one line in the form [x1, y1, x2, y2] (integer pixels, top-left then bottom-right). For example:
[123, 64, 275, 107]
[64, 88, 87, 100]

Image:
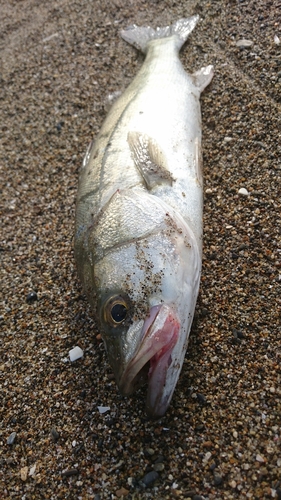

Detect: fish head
[82, 187, 201, 417]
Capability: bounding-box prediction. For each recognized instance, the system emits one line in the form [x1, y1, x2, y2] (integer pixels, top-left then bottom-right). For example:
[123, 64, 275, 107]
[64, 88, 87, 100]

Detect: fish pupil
[111, 303, 127, 323]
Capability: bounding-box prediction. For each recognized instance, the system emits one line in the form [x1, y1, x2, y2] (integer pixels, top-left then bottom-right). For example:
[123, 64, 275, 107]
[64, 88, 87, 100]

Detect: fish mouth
[119, 304, 180, 418]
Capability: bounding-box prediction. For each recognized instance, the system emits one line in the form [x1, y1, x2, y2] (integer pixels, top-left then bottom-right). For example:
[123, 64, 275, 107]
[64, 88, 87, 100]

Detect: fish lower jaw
[118, 304, 180, 417]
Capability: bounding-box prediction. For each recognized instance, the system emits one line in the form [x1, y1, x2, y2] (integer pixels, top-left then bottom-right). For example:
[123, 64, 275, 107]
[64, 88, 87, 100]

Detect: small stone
[256, 454, 265, 463]
[20, 466, 28, 481]
[214, 473, 223, 486]
[29, 463, 36, 476]
[7, 432, 17, 445]
[69, 346, 84, 361]
[97, 406, 110, 414]
[26, 291, 38, 304]
[276, 488, 281, 500]
[274, 35, 280, 45]
[153, 462, 164, 472]
[51, 427, 60, 442]
[236, 39, 254, 48]
[233, 328, 245, 339]
[62, 468, 79, 477]
[203, 451, 212, 463]
[139, 470, 159, 487]
[145, 448, 155, 456]
[197, 393, 207, 404]
[116, 487, 129, 497]
[238, 187, 249, 197]
[203, 441, 213, 448]
[185, 492, 196, 499]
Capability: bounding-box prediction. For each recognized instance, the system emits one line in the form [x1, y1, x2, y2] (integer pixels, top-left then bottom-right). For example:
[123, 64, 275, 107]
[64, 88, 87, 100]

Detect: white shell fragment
[238, 187, 249, 197]
[69, 346, 84, 362]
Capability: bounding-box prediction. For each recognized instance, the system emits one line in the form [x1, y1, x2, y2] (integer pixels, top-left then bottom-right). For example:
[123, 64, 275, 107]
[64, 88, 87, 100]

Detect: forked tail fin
[120, 15, 199, 53]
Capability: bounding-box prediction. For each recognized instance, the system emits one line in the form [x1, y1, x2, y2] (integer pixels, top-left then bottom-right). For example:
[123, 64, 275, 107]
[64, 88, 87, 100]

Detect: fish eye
[103, 295, 129, 326]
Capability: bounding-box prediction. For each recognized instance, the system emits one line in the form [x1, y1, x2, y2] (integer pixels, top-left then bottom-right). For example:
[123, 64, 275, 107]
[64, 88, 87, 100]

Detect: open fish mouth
[119, 304, 180, 418]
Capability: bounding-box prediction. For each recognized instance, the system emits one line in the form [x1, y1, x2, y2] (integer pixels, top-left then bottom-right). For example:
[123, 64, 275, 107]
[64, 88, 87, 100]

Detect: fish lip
[119, 304, 180, 416]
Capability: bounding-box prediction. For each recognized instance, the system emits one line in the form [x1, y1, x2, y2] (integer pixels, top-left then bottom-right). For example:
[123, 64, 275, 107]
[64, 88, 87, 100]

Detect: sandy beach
[1, 0, 280, 498]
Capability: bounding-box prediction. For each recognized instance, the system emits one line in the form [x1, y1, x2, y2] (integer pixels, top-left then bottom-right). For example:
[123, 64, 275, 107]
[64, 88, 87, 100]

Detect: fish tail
[120, 15, 199, 53]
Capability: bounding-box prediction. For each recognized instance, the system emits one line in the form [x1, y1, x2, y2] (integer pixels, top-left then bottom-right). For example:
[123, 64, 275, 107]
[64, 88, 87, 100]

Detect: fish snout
[118, 304, 180, 415]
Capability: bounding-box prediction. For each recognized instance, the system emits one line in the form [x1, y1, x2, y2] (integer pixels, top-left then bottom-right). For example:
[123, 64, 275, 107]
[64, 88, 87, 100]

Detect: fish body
[74, 16, 213, 417]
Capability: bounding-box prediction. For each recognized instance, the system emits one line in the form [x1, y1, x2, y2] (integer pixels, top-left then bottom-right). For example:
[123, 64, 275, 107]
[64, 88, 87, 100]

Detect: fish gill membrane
[74, 15, 214, 418]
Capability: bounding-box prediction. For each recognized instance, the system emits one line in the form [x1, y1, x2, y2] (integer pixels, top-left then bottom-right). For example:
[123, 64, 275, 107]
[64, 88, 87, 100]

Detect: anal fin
[128, 131, 174, 190]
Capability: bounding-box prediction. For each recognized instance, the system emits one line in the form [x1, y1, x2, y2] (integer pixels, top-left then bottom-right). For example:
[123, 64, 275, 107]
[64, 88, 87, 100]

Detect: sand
[1, 0, 280, 498]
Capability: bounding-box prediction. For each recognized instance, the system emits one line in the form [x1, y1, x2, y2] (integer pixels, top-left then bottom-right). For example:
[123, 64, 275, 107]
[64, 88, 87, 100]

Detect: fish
[74, 15, 213, 418]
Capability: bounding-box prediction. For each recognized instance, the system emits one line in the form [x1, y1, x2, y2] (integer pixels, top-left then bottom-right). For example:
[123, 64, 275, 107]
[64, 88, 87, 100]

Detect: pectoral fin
[128, 131, 174, 190]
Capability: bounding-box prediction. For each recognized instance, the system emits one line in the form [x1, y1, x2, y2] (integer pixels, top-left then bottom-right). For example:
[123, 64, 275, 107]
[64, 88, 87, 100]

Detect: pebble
[236, 39, 254, 48]
[196, 393, 207, 404]
[29, 463, 37, 476]
[20, 467, 28, 481]
[238, 187, 249, 197]
[51, 427, 60, 442]
[26, 291, 38, 304]
[203, 440, 213, 448]
[97, 406, 110, 414]
[7, 432, 17, 445]
[116, 487, 129, 497]
[145, 448, 155, 456]
[276, 488, 281, 500]
[153, 462, 165, 472]
[61, 468, 79, 477]
[139, 471, 159, 487]
[69, 346, 84, 361]
[214, 473, 223, 486]
[185, 492, 196, 498]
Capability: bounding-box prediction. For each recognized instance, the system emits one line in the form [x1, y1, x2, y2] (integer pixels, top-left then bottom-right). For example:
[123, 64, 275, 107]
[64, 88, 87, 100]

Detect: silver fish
[74, 16, 213, 417]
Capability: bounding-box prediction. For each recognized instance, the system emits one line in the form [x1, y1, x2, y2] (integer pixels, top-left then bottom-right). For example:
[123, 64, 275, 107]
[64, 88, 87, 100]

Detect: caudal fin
[120, 15, 199, 54]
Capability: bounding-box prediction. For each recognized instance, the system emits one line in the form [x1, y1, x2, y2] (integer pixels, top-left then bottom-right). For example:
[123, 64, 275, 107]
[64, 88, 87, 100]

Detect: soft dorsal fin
[128, 131, 174, 190]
